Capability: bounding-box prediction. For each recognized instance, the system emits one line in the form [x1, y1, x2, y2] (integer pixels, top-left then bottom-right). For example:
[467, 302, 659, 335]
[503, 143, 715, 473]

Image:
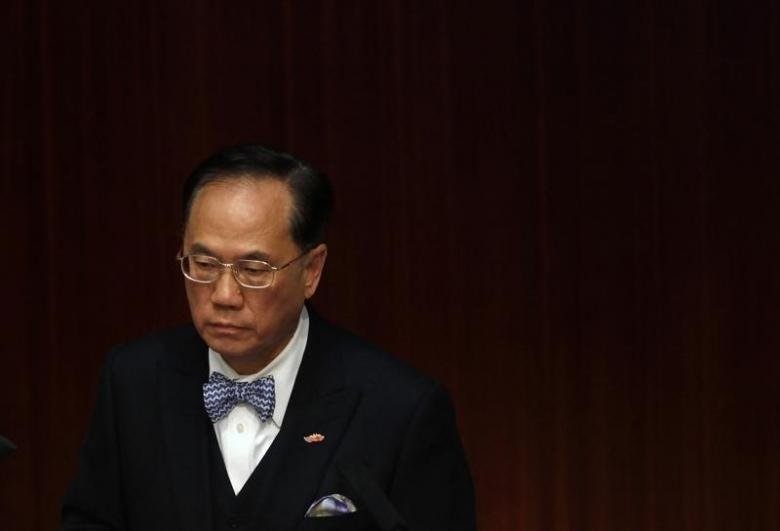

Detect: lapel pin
[304, 432, 325, 443]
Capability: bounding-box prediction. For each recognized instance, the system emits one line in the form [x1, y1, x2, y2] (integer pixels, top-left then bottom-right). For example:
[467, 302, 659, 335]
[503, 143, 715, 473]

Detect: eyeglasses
[177, 251, 308, 289]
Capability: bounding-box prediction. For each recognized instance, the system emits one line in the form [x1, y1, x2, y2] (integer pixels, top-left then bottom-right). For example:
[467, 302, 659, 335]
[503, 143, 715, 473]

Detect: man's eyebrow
[186, 243, 271, 262]
[239, 251, 272, 262]
[187, 242, 214, 256]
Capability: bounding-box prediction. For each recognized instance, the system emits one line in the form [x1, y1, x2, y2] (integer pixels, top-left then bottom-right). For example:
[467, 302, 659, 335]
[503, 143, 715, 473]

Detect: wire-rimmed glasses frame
[177, 250, 309, 289]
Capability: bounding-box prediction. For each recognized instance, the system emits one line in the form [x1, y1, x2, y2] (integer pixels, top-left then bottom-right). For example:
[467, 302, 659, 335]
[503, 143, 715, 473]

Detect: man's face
[182, 178, 326, 374]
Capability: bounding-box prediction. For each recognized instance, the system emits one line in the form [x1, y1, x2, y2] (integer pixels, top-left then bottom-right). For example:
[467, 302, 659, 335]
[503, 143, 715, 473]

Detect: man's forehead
[188, 179, 291, 224]
[183, 179, 296, 258]
[194, 177, 290, 205]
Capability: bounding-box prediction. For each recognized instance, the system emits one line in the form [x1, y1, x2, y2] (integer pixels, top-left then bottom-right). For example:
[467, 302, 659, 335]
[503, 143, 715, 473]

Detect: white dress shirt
[208, 307, 309, 494]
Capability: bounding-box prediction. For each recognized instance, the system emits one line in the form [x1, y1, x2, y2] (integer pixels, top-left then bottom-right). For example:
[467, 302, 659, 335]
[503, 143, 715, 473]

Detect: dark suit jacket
[62, 310, 476, 530]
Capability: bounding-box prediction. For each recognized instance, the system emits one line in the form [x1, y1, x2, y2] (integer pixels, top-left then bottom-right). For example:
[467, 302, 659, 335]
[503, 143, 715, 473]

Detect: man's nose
[210, 267, 243, 307]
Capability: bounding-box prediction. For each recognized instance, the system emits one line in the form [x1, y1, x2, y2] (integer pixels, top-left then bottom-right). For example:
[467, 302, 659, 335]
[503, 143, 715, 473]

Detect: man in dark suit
[62, 145, 476, 531]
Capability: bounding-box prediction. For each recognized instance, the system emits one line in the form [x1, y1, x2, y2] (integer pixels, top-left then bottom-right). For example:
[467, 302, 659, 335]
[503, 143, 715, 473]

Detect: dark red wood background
[2, 1, 778, 530]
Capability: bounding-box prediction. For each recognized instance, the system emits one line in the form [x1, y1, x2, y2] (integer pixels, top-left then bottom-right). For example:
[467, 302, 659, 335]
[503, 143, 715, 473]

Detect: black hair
[182, 144, 333, 251]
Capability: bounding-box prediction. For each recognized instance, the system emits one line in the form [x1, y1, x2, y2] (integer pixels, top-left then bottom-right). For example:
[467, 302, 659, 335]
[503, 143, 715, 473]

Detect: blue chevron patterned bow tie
[203, 372, 275, 423]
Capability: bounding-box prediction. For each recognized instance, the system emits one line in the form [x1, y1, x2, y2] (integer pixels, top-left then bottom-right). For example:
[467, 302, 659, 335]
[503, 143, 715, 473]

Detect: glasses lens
[235, 260, 274, 288]
[182, 255, 220, 282]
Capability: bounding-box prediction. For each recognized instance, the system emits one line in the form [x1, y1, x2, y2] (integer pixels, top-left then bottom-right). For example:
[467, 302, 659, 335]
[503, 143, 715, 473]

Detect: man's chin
[205, 337, 267, 372]
[204, 335, 248, 356]
[197, 326, 246, 352]
[197, 324, 282, 372]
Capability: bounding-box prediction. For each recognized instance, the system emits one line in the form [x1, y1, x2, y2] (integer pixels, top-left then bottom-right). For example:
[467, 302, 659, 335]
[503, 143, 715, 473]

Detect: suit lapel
[247, 312, 361, 527]
[157, 329, 213, 531]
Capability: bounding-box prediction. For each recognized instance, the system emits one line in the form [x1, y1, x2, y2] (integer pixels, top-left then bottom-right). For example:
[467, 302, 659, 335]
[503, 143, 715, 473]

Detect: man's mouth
[206, 322, 247, 334]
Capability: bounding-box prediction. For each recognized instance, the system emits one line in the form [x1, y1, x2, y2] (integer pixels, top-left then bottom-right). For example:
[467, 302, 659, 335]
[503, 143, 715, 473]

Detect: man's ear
[303, 243, 328, 299]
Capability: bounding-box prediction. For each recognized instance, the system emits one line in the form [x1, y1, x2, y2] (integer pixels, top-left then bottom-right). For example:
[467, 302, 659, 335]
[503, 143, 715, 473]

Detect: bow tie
[203, 372, 276, 423]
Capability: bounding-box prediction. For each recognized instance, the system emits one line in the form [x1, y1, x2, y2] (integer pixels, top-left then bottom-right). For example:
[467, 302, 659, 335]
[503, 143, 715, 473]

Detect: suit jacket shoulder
[106, 323, 207, 375]
[308, 314, 434, 397]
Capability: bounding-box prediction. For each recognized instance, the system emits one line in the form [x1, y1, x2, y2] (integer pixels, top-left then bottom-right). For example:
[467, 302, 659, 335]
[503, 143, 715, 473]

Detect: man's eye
[241, 264, 268, 274]
[193, 259, 217, 270]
